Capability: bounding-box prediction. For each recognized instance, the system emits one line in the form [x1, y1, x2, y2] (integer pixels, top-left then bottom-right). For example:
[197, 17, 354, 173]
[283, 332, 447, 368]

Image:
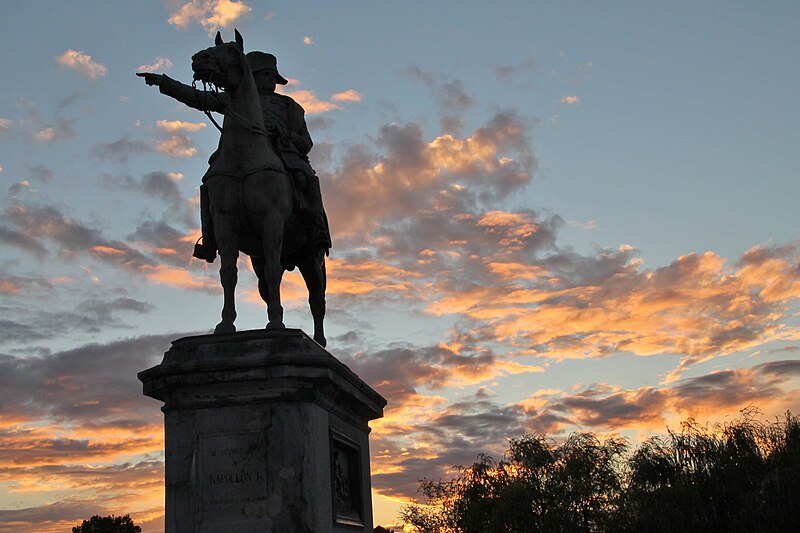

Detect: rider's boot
[303, 173, 332, 252]
[291, 170, 310, 211]
[192, 183, 218, 263]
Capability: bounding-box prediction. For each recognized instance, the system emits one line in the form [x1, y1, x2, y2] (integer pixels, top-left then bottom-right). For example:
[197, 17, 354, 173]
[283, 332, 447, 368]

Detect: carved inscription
[198, 432, 267, 522]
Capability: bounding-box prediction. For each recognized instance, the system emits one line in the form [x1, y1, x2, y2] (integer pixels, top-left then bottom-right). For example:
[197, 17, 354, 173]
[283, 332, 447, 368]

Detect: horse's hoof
[265, 321, 285, 331]
[214, 322, 236, 335]
[314, 335, 327, 348]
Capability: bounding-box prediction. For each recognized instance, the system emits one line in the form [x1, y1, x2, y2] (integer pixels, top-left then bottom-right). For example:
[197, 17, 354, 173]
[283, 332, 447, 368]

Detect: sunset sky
[1, 1, 799, 531]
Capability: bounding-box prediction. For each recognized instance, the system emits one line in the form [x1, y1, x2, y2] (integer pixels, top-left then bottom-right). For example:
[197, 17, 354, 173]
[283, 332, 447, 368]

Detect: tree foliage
[401, 432, 628, 532]
[401, 409, 799, 532]
[621, 408, 800, 532]
[72, 514, 141, 533]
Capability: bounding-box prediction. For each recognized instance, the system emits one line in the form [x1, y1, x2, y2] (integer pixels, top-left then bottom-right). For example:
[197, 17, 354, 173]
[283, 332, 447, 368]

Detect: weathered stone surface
[139, 329, 386, 533]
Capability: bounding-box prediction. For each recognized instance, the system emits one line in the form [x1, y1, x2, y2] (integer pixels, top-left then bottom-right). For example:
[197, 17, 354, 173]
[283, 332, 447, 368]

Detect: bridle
[192, 55, 272, 140]
[192, 76, 225, 134]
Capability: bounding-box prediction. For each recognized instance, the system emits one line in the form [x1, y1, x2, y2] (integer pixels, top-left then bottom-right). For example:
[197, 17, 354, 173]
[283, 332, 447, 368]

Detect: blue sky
[1, 2, 799, 531]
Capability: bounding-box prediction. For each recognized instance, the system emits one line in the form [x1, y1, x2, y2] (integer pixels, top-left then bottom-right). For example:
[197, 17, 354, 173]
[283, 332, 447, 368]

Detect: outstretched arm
[136, 72, 225, 114]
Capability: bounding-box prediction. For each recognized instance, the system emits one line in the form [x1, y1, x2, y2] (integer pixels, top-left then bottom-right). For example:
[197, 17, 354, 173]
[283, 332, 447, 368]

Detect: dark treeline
[401, 409, 800, 533]
[72, 514, 141, 533]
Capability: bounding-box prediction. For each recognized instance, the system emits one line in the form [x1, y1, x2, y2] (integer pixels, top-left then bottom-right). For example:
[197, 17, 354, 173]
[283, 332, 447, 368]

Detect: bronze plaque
[331, 432, 364, 527]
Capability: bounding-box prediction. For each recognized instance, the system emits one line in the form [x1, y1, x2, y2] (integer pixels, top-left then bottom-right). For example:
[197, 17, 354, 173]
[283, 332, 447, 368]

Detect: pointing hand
[137, 72, 164, 87]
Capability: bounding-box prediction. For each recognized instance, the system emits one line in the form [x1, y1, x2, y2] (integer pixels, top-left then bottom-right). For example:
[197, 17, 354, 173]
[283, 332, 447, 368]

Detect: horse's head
[191, 29, 247, 90]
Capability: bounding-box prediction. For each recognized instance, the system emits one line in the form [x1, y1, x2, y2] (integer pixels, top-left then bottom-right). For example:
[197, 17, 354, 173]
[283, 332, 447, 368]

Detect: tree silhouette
[402, 409, 799, 533]
[401, 432, 628, 532]
[72, 514, 141, 533]
[621, 409, 800, 532]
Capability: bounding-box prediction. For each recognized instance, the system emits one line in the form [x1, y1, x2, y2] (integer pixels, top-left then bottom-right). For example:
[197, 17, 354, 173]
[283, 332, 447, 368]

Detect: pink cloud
[283, 89, 341, 114]
[155, 135, 197, 157]
[56, 50, 107, 79]
[156, 119, 206, 132]
[281, 86, 362, 114]
[331, 89, 362, 103]
[136, 56, 173, 72]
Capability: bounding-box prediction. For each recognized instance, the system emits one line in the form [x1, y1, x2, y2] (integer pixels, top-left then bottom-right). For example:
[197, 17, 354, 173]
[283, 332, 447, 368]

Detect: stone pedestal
[138, 329, 386, 533]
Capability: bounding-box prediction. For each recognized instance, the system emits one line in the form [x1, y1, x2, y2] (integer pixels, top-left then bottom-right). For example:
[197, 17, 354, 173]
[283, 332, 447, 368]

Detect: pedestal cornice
[138, 329, 386, 428]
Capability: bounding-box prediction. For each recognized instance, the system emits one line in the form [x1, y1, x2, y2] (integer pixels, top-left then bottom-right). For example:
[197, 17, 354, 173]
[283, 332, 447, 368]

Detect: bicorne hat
[246, 52, 288, 85]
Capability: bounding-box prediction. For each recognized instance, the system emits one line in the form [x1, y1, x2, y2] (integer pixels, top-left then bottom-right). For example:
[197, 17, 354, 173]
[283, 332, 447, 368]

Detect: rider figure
[138, 52, 331, 264]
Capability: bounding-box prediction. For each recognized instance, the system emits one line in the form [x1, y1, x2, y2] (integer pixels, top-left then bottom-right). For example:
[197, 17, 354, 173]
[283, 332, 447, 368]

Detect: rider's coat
[158, 75, 313, 180]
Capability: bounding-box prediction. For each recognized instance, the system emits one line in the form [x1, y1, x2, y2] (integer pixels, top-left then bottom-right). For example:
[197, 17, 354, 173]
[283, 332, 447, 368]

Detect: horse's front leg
[215, 250, 238, 334]
[213, 214, 238, 335]
[261, 211, 285, 331]
[207, 176, 240, 335]
[300, 249, 327, 347]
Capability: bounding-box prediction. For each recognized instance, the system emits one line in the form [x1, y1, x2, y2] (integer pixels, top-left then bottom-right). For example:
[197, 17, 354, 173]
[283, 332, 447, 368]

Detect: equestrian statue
[138, 30, 331, 346]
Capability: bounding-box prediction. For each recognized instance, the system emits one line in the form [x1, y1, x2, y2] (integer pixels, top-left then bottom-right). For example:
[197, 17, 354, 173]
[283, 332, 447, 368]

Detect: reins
[192, 77, 224, 134]
[193, 71, 272, 139]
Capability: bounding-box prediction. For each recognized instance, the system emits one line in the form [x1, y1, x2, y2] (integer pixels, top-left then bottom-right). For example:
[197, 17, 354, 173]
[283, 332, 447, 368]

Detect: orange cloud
[487, 262, 550, 282]
[90, 245, 127, 257]
[425, 245, 800, 366]
[366, 358, 800, 504]
[0, 280, 20, 294]
[429, 134, 504, 174]
[0, 418, 164, 489]
[140, 264, 216, 291]
[168, 0, 252, 34]
[518, 360, 800, 435]
[240, 257, 422, 305]
[477, 211, 531, 227]
[325, 113, 536, 237]
[326, 258, 421, 296]
[477, 211, 540, 251]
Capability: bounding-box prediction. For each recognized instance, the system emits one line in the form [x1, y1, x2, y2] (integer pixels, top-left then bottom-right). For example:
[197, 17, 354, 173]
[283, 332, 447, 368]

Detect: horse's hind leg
[300, 249, 327, 347]
[250, 256, 270, 307]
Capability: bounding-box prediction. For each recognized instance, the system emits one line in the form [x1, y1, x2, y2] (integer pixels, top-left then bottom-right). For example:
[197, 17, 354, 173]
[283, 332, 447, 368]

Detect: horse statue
[141, 30, 327, 345]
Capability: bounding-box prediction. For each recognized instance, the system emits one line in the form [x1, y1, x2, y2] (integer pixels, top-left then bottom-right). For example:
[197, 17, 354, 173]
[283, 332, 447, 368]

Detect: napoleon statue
[138, 51, 331, 262]
[138, 33, 330, 344]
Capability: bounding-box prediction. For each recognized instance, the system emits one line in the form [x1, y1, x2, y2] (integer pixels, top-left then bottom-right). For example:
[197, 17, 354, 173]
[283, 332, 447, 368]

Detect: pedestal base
[138, 329, 386, 533]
